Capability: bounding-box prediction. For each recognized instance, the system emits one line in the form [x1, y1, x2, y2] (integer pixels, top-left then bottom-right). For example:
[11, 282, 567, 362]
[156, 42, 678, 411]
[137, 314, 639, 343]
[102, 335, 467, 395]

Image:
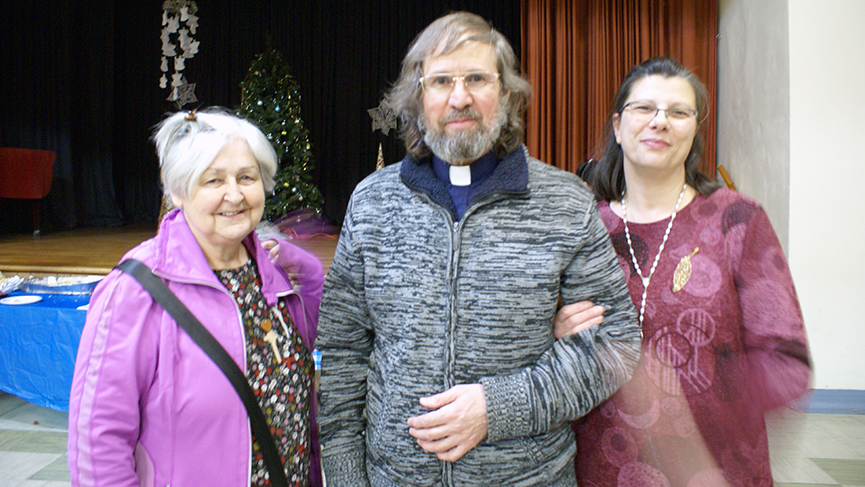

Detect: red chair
[0, 148, 56, 235]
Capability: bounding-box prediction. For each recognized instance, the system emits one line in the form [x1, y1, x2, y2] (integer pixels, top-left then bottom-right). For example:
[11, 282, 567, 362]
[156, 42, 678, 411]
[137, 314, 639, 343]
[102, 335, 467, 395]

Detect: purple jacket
[68, 209, 324, 487]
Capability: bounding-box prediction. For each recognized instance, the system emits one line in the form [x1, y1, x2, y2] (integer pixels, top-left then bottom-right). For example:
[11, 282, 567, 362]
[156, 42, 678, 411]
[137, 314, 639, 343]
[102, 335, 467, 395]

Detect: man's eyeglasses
[622, 102, 698, 122]
[419, 72, 500, 94]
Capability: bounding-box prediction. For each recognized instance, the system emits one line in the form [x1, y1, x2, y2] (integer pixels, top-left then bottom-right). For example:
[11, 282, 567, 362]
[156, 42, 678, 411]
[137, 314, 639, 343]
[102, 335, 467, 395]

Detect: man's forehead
[424, 37, 495, 68]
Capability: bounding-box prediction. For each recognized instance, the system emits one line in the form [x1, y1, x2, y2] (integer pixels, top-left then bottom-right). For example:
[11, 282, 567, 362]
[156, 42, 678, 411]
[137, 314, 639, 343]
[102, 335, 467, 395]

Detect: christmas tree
[238, 48, 324, 221]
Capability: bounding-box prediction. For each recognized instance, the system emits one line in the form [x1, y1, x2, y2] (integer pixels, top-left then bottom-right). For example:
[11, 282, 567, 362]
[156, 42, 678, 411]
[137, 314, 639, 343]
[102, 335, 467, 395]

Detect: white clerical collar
[431, 151, 499, 188]
[449, 165, 472, 186]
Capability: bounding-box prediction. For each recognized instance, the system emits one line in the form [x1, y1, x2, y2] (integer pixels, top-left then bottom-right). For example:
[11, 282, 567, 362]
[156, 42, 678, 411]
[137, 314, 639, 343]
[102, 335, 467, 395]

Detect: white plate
[0, 295, 43, 305]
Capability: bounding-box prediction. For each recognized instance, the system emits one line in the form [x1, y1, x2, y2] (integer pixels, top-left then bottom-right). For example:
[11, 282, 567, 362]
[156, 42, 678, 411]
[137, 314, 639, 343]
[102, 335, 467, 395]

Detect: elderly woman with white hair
[67, 108, 323, 487]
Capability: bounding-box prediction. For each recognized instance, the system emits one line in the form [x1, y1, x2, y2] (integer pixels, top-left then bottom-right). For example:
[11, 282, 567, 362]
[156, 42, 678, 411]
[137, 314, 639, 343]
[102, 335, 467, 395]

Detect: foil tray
[22, 275, 103, 295]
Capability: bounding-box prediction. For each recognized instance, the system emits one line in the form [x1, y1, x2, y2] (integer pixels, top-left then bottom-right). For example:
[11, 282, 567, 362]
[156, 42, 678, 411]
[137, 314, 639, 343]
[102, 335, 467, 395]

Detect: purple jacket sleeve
[67, 273, 161, 487]
[274, 239, 324, 347]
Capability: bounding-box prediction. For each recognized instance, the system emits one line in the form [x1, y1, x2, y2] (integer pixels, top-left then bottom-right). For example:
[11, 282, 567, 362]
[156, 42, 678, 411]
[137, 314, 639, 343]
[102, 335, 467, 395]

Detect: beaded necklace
[621, 183, 686, 327]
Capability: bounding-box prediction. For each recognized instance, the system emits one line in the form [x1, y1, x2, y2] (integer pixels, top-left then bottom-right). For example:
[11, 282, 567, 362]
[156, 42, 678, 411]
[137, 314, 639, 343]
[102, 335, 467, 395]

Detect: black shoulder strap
[116, 259, 288, 487]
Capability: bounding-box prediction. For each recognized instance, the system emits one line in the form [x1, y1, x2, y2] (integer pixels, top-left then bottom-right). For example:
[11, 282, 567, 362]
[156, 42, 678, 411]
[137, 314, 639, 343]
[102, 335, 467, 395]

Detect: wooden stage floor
[0, 225, 338, 277]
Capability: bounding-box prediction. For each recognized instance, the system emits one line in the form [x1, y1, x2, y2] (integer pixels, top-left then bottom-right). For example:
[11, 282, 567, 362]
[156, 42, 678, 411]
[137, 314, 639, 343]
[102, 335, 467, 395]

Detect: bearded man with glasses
[316, 11, 641, 486]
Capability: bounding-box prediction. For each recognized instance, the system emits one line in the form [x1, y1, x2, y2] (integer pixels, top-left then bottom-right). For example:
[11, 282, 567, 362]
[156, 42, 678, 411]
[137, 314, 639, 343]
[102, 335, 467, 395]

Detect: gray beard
[420, 106, 507, 166]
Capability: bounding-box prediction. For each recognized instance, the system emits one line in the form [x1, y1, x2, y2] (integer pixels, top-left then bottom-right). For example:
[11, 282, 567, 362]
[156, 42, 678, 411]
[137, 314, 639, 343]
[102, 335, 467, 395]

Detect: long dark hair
[584, 57, 720, 201]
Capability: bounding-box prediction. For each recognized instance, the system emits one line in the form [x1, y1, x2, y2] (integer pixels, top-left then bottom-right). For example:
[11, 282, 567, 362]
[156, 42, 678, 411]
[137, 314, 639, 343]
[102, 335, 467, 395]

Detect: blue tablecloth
[0, 290, 90, 411]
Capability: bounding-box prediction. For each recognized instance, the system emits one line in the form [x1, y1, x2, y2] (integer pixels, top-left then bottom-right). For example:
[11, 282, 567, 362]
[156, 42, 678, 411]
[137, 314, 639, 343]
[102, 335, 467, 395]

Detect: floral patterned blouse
[216, 258, 313, 487]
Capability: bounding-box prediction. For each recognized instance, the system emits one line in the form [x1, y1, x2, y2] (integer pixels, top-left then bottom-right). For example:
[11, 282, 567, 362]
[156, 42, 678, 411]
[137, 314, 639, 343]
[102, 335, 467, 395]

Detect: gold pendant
[672, 247, 699, 292]
[260, 319, 283, 364]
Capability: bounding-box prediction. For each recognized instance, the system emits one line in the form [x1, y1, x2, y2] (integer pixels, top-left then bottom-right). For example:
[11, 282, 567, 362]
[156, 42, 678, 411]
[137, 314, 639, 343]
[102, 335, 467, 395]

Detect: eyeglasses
[419, 72, 501, 94]
[622, 102, 698, 122]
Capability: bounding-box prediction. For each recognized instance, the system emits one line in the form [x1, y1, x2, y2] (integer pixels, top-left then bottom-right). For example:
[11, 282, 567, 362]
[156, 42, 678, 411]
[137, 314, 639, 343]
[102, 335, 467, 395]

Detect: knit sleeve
[315, 203, 372, 486]
[481, 202, 642, 441]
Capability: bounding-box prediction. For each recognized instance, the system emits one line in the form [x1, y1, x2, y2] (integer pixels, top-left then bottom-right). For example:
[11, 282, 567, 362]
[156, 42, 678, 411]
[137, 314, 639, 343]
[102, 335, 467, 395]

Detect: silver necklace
[622, 183, 686, 327]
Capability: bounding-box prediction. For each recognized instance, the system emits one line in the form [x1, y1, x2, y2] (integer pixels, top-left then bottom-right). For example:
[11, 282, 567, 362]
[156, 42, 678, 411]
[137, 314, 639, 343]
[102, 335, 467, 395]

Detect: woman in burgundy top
[556, 57, 811, 486]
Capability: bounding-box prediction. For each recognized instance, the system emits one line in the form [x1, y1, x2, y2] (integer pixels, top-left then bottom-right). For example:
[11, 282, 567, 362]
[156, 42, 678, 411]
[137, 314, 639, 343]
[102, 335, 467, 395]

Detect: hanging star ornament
[170, 79, 198, 108]
[162, 0, 198, 15]
[368, 99, 397, 135]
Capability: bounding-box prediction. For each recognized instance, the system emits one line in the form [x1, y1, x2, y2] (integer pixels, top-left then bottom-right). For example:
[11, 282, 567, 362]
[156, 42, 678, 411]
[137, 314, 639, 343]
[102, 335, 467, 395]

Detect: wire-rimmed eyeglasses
[622, 102, 698, 122]
[419, 72, 500, 95]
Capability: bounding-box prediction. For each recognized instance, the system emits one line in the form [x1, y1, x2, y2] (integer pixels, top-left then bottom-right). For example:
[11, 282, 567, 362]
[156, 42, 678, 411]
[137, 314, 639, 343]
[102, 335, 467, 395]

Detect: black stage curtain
[0, 1, 520, 235]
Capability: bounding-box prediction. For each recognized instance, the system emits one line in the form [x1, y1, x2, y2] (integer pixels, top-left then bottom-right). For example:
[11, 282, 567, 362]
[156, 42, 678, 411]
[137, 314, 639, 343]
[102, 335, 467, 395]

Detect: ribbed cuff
[480, 372, 532, 442]
[322, 450, 368, 487]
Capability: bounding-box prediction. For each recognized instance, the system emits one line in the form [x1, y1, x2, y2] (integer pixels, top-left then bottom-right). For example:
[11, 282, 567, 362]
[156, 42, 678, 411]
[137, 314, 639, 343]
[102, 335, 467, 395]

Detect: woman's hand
[554, 301, 604, 339]
[262, 239, 279, 263]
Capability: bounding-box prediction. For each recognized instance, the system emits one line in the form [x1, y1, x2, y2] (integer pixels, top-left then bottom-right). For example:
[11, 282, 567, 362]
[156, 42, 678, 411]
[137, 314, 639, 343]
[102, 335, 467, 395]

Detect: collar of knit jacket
[399, 145, 530, 220]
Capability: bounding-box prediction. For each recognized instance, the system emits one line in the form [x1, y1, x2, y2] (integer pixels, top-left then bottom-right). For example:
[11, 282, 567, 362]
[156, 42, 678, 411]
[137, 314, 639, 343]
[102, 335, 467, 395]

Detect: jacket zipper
[412, 189, 525, 487]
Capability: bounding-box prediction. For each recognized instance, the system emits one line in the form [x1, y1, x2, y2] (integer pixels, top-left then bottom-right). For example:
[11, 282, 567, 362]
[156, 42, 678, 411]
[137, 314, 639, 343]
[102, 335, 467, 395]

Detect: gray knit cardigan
[317, 146, 641, 486]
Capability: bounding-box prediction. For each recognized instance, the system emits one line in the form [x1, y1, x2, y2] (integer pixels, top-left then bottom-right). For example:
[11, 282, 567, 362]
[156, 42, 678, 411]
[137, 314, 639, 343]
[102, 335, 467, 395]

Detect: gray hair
[384, 11, 533, 159]
[152, 107, 278, 200]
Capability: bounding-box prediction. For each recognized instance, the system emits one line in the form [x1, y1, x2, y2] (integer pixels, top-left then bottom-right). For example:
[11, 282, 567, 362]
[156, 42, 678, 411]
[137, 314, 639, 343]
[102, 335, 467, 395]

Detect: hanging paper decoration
[367, 98, 397, 135]
[160, 0, 199, 108]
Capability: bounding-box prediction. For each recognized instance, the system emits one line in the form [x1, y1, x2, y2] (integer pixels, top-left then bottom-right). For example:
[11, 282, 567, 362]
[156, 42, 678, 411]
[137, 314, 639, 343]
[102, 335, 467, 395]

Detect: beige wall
[717, 0, 791, 251]
[718, 0, 865, 390]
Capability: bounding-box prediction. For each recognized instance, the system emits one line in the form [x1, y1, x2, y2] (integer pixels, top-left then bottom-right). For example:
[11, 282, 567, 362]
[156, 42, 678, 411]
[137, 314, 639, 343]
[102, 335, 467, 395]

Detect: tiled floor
[767, 407, 865, 486]
[0, 392, 70, 487]
[0, 390, 862, 486]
